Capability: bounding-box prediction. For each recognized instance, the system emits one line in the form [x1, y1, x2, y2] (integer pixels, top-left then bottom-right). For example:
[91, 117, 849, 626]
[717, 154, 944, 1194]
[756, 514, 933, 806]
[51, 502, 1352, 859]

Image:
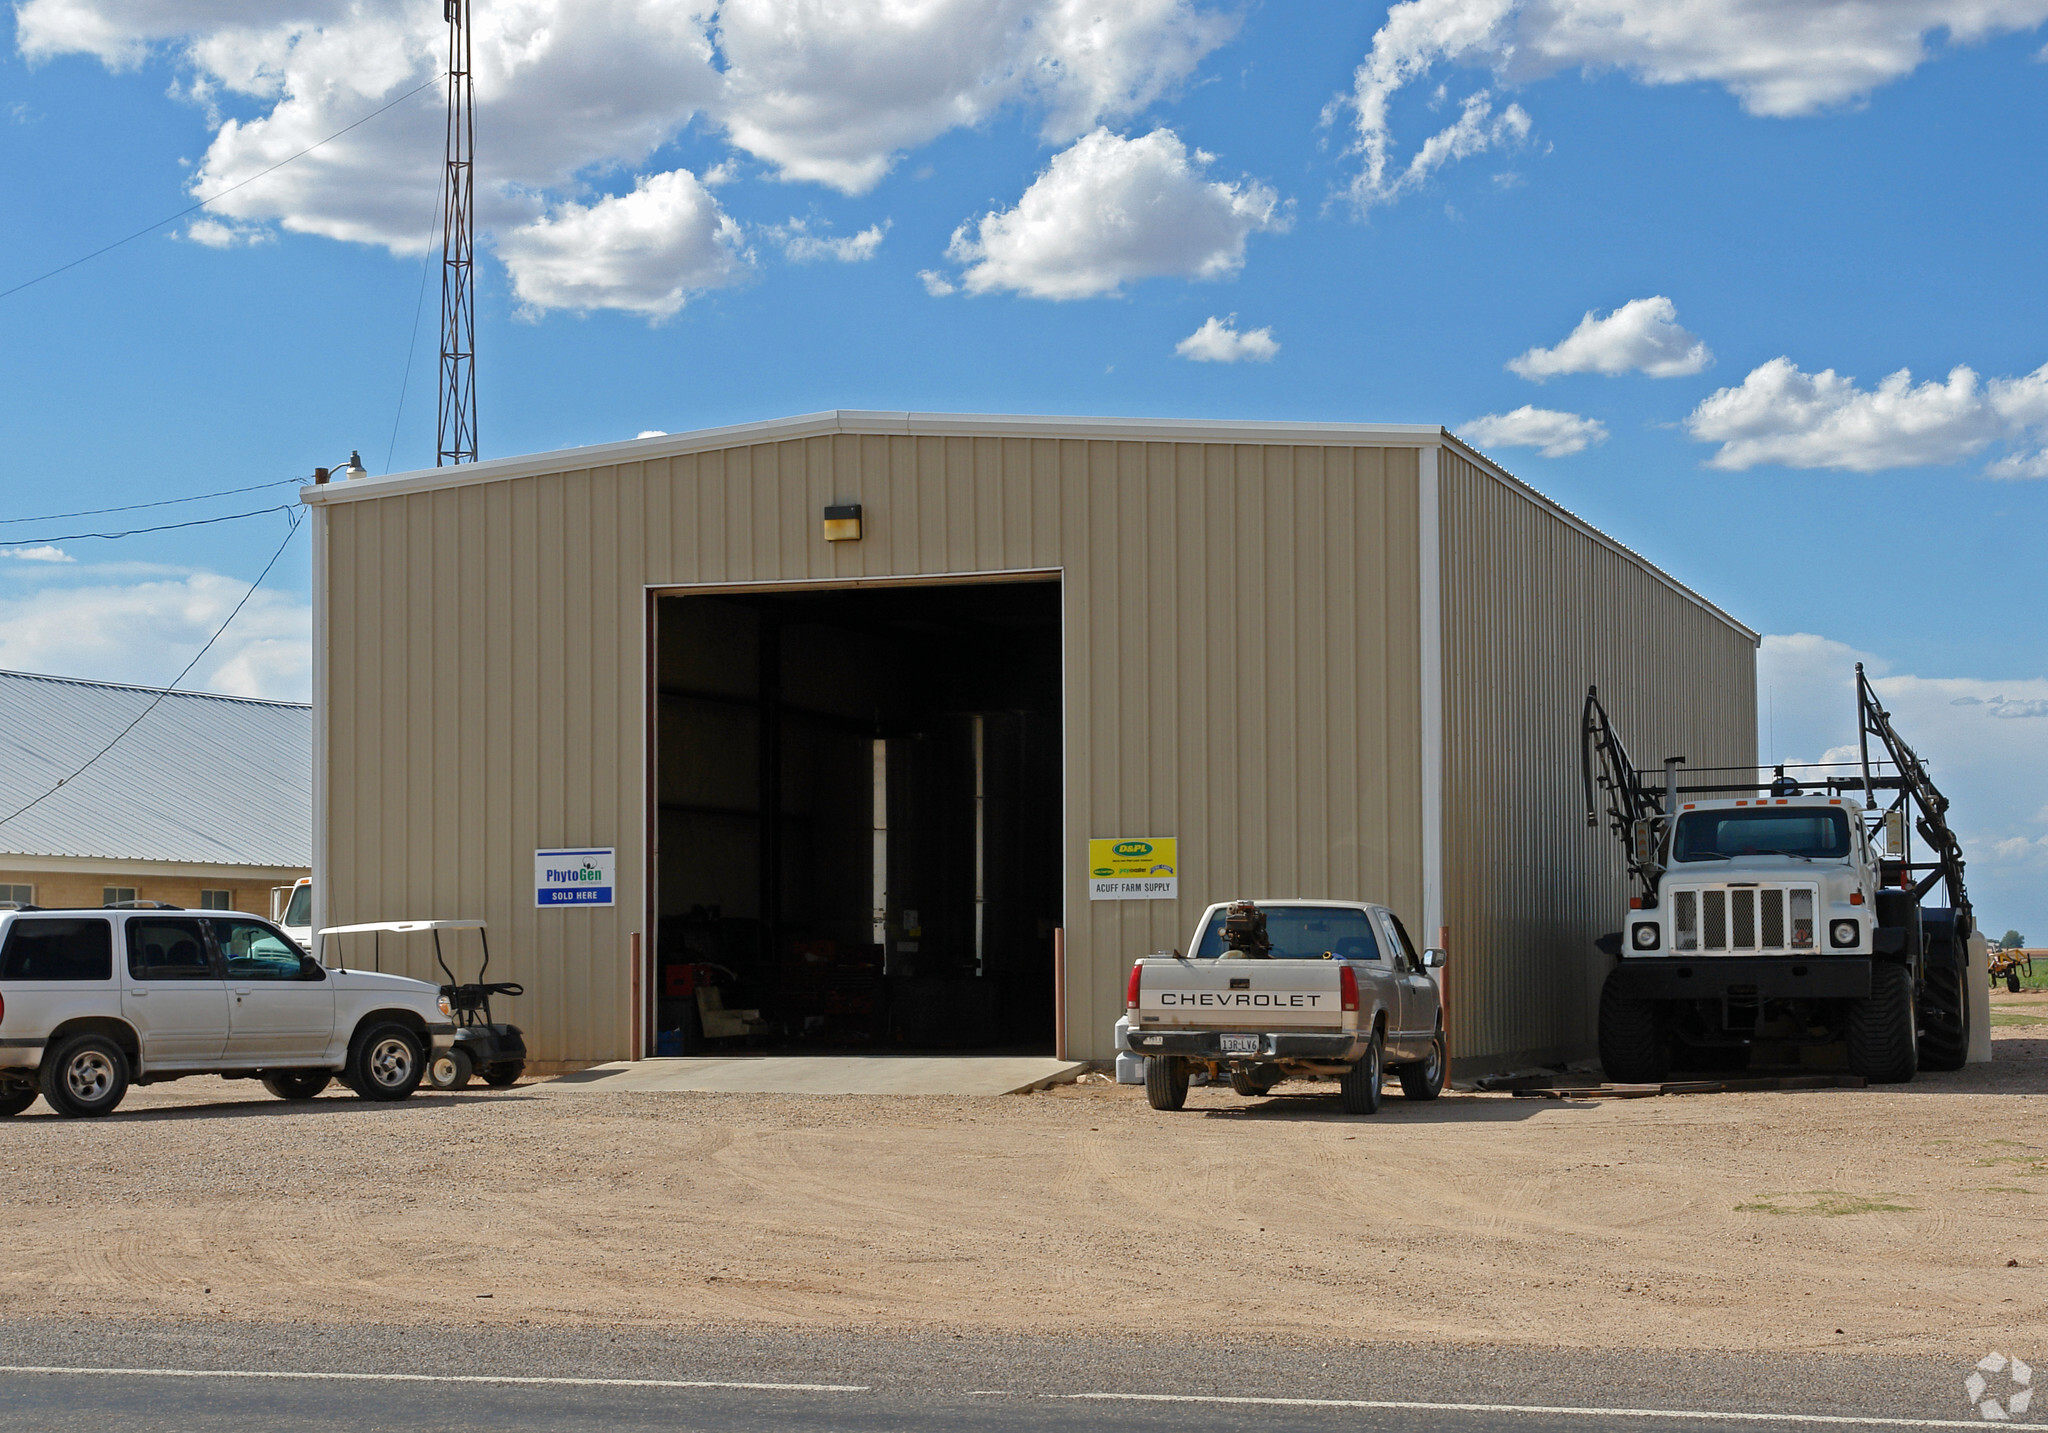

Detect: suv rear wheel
[260, 1071, 332, 1101]
[41, 1033, 129, 1118]
[348, 1023, 425, 1102]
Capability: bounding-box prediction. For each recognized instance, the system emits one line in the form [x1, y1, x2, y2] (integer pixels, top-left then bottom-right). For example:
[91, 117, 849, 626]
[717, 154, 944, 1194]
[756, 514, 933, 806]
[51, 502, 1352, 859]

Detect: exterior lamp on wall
[312, 451, 368, 485]
[822, 503, 862, 542]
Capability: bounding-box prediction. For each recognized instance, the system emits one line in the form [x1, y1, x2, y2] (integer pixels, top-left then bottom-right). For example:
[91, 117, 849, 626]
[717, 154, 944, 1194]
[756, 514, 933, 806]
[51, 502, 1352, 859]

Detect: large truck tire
[1597, 972, 1670, 1083]
[1917, 937, 1969, 1072]
[1144, 1055, 1189, 1111]
[1848, 960, 1919, 1084]
[1338, 1032, 1383, 1115]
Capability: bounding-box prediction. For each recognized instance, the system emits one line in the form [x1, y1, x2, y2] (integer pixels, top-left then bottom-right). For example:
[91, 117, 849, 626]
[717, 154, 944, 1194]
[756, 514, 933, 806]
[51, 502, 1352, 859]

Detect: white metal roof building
[304, 410, 1757, 1072]
[0, 670, 310, 910]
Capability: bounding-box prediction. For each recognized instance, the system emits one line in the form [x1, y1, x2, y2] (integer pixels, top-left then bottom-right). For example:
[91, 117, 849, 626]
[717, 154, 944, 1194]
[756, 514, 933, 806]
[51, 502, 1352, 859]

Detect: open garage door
[651, 577, 1062, 1055]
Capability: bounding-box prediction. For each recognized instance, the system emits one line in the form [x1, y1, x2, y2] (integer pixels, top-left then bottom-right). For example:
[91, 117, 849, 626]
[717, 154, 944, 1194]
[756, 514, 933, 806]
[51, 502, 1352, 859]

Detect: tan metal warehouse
[304, 411, 1757, 1072]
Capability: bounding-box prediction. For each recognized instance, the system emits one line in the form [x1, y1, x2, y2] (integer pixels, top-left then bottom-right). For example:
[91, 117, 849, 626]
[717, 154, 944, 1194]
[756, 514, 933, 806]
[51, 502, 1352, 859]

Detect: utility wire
[0, 74, 443, 304]
[0, 503, 298, 547]
[0, 477, 305, 526]
[0, 509, 305, 832]
[385, 187, 446, 473]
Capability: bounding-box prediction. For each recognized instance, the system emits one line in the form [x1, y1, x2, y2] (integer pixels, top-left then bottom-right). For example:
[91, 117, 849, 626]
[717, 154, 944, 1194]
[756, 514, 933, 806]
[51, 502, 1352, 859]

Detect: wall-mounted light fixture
[822, 503, 862, 542]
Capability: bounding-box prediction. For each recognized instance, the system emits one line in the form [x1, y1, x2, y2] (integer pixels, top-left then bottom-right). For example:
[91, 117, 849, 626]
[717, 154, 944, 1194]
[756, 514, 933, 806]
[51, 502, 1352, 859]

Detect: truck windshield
[1194, 906, 1381, 960]
[284, 883, 311, 927]
[1672, 808, 1850, 862]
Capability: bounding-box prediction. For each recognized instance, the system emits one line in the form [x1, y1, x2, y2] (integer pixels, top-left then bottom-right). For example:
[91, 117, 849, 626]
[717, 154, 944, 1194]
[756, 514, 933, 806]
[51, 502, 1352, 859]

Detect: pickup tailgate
[1132, 959, 1344, 1029]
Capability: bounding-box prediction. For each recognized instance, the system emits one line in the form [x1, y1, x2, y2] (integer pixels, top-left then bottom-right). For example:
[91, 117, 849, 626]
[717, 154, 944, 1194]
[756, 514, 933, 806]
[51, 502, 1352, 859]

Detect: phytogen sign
[535, 848, 615, 908]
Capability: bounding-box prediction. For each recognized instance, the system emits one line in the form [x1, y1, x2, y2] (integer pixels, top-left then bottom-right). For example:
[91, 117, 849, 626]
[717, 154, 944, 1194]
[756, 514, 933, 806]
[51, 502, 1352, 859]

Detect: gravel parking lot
[4, 997, 2044, 1358]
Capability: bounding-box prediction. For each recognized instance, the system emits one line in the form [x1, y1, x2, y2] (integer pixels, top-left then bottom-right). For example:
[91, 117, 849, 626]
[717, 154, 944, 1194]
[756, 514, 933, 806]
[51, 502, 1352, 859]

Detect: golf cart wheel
[0, 1082, 38, 1116]
[40, 1032, 129, 1118]
[428, 1048, 475, 1090]
[480, 1060, 524, 1088]
[1398, 1027, 1446, 1101]
[260, 1070, 331, 1101]
[1143, 1055, 1188, 1111]
[1339, 1032, 1383, 1115]
[349, 1023, 425, 1102]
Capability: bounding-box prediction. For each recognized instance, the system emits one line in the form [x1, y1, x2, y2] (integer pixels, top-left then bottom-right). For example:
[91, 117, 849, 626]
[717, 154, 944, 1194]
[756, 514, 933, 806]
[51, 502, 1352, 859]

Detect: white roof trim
[301, 409, 1754, 643]
[301, 410, 1447, 506]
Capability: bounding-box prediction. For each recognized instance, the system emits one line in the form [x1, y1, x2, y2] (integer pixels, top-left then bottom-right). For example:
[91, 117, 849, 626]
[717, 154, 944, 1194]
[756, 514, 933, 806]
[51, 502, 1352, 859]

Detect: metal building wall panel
[1435, 444, 1757, 1065]
[318, 429, 1434, 1065]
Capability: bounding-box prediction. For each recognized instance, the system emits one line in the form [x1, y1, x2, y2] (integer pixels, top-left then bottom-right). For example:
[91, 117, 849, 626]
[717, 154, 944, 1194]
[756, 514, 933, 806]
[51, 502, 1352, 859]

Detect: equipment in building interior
[658, 960, 771, 1053]
[418, 920, 527, 1089]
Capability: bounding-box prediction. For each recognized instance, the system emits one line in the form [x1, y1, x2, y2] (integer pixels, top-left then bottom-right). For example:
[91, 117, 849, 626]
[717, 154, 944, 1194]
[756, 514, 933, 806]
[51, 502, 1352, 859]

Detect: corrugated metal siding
[0, 670, 309, 868]
[320, 433, 1424, 1063]
[1435, 446, 1757, 1064]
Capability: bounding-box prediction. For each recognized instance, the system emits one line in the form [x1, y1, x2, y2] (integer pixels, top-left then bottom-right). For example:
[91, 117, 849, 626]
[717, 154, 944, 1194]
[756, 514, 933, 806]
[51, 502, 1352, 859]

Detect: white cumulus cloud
[942, 127, 1287, 300]
[1684, 356, 2048, 474]
[1175, 315, 1278, 363]
[13, 0, 1237, 316]
[773, 219, 890, 263]
[0, 566, 311, 701]
[1459, 405, 1608, 457]
[1328, 0, 2048, 207]
[497, 169, 751, 321]
[1509, 295, 1711, 380]
[0, 547, 75, 564]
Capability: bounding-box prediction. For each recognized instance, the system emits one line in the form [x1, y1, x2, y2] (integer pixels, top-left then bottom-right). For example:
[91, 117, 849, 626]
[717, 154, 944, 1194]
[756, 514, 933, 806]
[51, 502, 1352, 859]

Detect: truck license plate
[1220, 1035, 1260, 1055]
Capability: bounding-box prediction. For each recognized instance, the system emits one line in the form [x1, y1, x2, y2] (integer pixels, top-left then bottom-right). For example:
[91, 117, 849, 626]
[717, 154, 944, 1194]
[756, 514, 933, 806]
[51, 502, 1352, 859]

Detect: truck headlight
[1631, 923, 1661, 951]
[1829, 919, 1859, 949]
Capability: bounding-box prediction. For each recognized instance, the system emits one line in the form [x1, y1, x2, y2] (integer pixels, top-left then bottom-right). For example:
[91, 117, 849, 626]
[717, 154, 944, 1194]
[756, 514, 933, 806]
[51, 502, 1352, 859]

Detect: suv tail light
[1125, 962, 1142, 1011]
[1339, 965, 1359, 1013]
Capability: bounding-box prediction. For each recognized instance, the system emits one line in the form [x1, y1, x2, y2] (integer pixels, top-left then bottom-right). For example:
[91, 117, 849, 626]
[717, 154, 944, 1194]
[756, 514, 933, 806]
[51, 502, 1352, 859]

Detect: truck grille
[1672, 885, 1816, 954]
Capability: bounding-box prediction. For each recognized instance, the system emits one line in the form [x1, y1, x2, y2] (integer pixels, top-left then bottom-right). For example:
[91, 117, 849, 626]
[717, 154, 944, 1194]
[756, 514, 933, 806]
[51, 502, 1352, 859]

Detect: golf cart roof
[316, 919, 486, 936]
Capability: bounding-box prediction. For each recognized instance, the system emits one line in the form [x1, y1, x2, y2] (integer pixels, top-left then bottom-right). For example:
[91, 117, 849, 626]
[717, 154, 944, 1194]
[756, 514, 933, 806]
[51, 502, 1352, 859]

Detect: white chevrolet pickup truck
[1122, 899, 1447, 1114]
[0, 906, 456, 1117]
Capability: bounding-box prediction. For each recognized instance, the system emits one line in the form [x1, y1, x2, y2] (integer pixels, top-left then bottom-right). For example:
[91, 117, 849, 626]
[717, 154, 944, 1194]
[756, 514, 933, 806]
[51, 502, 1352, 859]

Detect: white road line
[0, 1366, 868, 1393]
[1058, 1392, 1986, 1428]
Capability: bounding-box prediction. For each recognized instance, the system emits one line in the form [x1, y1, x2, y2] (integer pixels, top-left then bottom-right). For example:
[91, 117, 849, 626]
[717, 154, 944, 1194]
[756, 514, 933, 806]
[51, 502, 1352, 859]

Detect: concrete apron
[544, 1056, 1091, 1097]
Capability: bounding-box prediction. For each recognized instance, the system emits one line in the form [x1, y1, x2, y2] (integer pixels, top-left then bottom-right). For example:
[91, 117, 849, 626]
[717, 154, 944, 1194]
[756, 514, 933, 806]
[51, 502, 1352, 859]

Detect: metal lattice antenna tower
[436, 0, 477, 466]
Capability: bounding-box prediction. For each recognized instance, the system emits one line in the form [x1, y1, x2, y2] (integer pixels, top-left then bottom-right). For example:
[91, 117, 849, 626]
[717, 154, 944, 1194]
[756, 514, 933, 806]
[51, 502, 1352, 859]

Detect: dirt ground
[5, 994, 2046, 1357]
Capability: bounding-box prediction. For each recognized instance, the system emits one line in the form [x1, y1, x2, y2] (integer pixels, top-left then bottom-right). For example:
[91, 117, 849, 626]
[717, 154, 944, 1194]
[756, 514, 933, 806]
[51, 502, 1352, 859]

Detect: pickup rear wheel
[1144, 1055, 1189, 1111]
[1339, 1032, 1383, 1115]
[349, 1023, 425, 1102]
[40, 1033, 129, 1118]
[260, 1071, 331, 1101]
[1398, 1028, 1446, 1101]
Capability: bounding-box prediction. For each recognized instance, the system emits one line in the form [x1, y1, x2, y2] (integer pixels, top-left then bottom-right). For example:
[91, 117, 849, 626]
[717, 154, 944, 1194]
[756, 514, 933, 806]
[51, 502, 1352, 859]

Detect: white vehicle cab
[0, 904, 455, 1117]
[1122, 899, 1447, 1115]
[274, 877, 312, 953]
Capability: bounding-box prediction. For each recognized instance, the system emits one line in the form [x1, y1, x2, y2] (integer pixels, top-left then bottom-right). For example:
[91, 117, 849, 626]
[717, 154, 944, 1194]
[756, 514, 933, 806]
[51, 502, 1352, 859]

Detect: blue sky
[2, 0, 2045, 936]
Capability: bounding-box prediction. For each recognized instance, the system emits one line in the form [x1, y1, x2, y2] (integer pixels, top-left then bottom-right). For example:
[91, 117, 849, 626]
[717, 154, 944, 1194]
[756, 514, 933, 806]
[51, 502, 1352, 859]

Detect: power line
[0, 504, 299, 548]
[0, 510, 305, 832]
[0, 74, 443, 305]
[0, 477, 304, 526]
[385, 188, 446, 474]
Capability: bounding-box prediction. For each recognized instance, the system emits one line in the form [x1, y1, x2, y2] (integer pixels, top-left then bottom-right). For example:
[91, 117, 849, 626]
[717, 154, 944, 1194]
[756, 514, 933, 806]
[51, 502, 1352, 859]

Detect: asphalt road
[0, 1318, 2006, 1431]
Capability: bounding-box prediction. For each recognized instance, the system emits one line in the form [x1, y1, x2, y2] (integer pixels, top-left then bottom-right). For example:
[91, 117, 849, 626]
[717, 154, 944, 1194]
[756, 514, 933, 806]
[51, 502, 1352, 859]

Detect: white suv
[0, 907, 456, 1118]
